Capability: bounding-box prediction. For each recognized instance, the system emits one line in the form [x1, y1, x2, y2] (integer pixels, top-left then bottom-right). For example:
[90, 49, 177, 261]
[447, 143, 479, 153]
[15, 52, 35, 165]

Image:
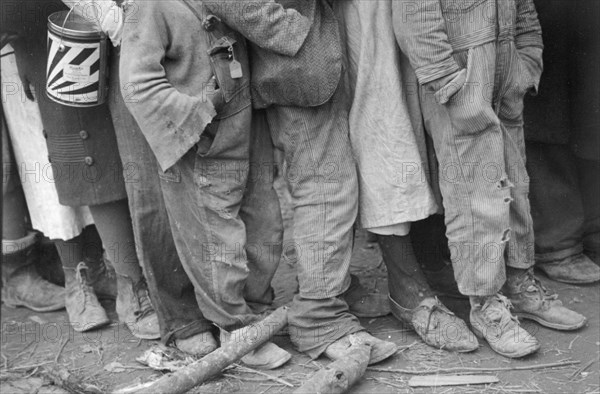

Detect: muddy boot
[504, 268, 587, 331]
[116, 275, 160, 340]
[85, 254, 118, 300]
[64, 262, 110, 332]
[2, 232, 65, 312]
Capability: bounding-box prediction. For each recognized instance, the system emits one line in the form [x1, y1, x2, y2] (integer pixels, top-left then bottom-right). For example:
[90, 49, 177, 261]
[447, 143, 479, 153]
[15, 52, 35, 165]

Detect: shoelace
[75, 262, 95, 307]
[480, 294, 519, 331]
[133, 279, 155, 320]
[521, 271, 559, 308]
[424, 297, 455, 333]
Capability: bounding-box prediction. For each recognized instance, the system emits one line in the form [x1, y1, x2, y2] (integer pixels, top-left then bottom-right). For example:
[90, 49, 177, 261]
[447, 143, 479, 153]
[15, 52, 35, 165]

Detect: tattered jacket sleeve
[203, 0, 311, 56]
[391, 0, 459, 84]
[119, 1, 216, 171]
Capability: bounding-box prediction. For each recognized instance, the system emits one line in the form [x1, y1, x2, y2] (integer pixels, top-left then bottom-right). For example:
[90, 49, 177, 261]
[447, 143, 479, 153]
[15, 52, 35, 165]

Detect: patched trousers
[158, 109, 283, 332]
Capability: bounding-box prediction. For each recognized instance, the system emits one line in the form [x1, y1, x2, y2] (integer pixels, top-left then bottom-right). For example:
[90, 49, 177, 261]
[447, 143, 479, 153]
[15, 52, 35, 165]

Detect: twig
[55, 337, 70, 364]
[367, 359, 581, 375]
[1, 353, 8, 369]
[569, 359, 596, 381]
[232, 363, 294, 387]
[2, 361, 53, 371]
[568, 335, 581, 350]
[368, 377, 405, 389]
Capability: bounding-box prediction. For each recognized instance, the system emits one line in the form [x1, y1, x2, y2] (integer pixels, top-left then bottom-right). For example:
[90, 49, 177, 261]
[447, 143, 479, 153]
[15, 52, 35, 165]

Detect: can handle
[57, 7, 76, 52]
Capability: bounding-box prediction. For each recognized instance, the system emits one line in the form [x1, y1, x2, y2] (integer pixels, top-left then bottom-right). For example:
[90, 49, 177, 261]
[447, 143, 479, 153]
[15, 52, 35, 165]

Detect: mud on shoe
[64, 262, 110, 332]
[390, 296, 478, 353]
[470, 294, 540, 358]
[504, 269, 587, 330]
[324, 330, 398, 365]
[116, 275, 160, 340]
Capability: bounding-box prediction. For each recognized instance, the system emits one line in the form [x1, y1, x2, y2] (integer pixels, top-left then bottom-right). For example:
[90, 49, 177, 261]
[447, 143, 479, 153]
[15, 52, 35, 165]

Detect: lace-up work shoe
[324, 331, 398, 365]
[470, 294, 540, 358]
[390, 296, 478, 352]
[505, 270, 587, 330]
[116, 276, 160, 339]
[64, 262, 110, 332]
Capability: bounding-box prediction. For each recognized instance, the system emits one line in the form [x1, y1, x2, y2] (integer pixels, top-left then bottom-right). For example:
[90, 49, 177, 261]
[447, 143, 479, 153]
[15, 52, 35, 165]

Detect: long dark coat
[5, 0, 126, 206]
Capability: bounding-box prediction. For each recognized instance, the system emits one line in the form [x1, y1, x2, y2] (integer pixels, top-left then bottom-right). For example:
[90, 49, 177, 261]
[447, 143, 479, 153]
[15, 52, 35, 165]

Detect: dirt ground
[1, 184, 599, 393]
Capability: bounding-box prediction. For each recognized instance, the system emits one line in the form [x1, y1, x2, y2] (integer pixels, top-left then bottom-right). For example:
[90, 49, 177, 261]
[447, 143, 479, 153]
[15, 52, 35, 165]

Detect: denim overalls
[395, 0, 544, 295]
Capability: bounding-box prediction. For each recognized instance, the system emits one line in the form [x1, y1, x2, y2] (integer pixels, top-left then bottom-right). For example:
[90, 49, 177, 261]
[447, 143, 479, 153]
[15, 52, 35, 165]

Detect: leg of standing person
[2, 118, 65, 312]
[240, 110, 283, 311]
[107, 49, 212, 352]
[525, 143, 599, 283]
[158, 112, 290, 370]
[266, 86, 397, 364]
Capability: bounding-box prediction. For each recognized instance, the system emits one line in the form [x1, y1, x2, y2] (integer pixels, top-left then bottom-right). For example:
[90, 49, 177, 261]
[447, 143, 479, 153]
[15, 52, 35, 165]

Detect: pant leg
[500, 121, 535, 269]
[577, 157, 600, 260]
[525, 142, 584, 262]
[158, 146, 259, 331]
[241, 110, 283, 310]
[266, 87, 363, 358]
[108, 49, 210, 343]
[420, 42, 511, 296]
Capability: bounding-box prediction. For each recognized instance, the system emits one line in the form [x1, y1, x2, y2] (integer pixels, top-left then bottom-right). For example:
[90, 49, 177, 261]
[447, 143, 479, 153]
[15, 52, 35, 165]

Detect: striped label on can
[46, 31, 101, 105]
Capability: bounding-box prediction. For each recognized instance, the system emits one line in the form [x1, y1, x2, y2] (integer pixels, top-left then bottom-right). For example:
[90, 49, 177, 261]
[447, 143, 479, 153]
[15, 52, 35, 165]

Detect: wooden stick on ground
[117, 306, 288, 394]
[294, 335, 371, 394]
[368, 359, 581, 375]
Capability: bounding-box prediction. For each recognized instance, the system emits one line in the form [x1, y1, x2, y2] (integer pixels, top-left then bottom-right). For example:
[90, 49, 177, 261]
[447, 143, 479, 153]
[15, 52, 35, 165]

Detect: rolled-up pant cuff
[535, 244, 584, 264]
[288, 294, 364, 359]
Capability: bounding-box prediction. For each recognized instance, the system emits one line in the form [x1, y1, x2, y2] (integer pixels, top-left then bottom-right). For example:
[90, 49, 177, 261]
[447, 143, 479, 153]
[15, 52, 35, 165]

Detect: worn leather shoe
[116, 275, 160, 339]
[64, 262, 110, 332]
[220, 330, 291, 369]
[390, 296, 478, 352]
[470, 294, 540, 358]
[2, 232, 65, 312]
[537, 253, 600, 284]
[504, 270, 587, 330]
[324, 331, 398, 365]
[175, 332, 218, 356]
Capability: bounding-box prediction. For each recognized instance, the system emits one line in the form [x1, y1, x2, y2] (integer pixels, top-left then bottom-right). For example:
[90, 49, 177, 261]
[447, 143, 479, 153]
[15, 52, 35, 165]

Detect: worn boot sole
[514, 312, 587, 331]
[70, 318, 111, 333]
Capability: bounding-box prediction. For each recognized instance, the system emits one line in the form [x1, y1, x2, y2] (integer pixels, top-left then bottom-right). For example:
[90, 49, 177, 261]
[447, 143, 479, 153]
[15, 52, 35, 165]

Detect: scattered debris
[136, 346, 194, 372]
[120, 306, 289, 394]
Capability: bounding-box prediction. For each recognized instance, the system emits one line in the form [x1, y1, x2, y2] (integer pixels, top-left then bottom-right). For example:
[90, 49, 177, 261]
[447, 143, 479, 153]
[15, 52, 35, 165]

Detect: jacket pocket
[444, 47, 499, 135]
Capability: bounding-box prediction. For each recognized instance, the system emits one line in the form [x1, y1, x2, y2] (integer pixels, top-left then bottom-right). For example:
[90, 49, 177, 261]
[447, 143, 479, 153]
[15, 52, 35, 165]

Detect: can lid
[48, 10, 104, 39]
